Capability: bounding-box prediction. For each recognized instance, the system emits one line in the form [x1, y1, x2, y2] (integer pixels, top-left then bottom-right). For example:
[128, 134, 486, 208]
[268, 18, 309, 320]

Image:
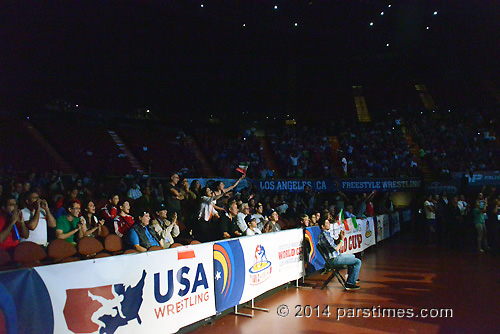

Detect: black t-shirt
[165, 183, 181, 212]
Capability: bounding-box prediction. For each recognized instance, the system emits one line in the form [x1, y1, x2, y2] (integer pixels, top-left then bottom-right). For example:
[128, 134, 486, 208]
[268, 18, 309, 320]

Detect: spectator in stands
[81, 200, 105, 238]
[300, 214, 310, 227]
[54, 187, 81, 219]
[196, 176, 245, 241]
[236, 203, 250, 234]
[179, 178, 197, 224]
[55, 200, 85, 244]
[101, 194, 119, 229]
[165, 173, 183, 217]
[0, 196, 29, 251]
[317, 217, 361, 290]
[189, 180, 202, 197]
[114, 200, 135, 237]
[251, 203, 266, 231]
[473, 200, 489, 253]
[424, 195, 437, 246]
[11, 182, 22, 201]
[127, 182, 143, 201]
[135, 186, 157, 215]
[310, 213, 318, 226]
[218, 201, 242, 239]
[127, 211, 162, 252]
[487, 196, 499, 254]
[21, 191, 57, 246]
[344, 205, 356, 219]
[262, 209, 281, 233]
[17, 182, 31, 207]
[151, 203, 180, 248]
[445, 196, 463, 249]
[245, 215, 262, 236]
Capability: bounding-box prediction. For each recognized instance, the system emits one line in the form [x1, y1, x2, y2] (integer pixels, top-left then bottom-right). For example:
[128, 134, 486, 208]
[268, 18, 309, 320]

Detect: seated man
[245, 215, 262, 236]
[55, 200, 85, 244]
[218, 201, 242, 240]
[127, 212, 162, 253]
[150, 203, 180, 248]
[317, 217, 361, 290]
[21, 190, 57, 246]
[262, 209, 281, 233]
[0, 196, 29, 252]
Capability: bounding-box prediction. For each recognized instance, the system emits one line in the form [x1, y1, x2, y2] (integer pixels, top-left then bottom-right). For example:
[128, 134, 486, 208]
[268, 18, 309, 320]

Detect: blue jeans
[332, 254, 362, 285]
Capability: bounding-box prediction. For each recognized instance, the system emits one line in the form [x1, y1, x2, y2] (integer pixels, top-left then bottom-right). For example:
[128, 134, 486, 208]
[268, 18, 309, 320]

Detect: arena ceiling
[1, 1, 499, 119]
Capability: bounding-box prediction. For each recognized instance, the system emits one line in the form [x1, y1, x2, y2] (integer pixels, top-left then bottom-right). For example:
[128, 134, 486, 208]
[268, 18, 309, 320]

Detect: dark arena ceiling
[1, 1, 499, 120]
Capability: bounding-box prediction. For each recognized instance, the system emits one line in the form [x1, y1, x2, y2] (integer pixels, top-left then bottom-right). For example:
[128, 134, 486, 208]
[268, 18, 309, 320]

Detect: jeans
[332, 253, 362, 285]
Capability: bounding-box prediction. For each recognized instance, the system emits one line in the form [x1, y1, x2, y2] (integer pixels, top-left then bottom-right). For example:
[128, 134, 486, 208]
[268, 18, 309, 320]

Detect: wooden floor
[191, 234, 500, 334]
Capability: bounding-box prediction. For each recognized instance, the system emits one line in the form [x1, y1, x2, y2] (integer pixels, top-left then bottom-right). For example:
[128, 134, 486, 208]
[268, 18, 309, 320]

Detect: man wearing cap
[251, 203, 266, 231]
[151, 203, 180, 248]
[245, 215, 262, 236]
[263, 209, 281, 233]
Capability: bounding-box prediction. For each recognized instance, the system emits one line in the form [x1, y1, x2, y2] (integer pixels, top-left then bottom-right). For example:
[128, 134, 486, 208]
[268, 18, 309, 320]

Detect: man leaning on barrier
[317, 217, 361, 290]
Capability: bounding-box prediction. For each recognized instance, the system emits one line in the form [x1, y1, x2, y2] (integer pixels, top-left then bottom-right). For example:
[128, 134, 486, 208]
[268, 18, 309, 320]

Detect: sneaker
[356, 279, 361, 284]
[345, 283, 360, 290]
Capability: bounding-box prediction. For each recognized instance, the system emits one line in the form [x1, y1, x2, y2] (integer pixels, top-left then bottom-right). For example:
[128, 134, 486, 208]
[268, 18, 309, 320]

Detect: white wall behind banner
[35, 243, 215, 334]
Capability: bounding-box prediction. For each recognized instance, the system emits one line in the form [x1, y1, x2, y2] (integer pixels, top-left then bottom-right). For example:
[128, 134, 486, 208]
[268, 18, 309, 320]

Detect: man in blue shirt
[317, 217, 361, 290]
[128, 212, 161, 252]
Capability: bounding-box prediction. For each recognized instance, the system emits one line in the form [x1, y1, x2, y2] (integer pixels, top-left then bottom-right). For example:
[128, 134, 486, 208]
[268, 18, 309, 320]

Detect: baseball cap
[245, 215, 256, 224]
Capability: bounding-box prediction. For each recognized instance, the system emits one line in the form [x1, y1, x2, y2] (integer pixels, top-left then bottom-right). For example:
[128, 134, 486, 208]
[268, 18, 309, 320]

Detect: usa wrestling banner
[33, 243, 215, 334]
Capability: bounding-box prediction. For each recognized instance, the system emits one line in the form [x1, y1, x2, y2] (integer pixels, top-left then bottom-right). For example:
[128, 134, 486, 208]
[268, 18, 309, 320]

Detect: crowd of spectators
[338, 122, 420, 178]
[267, 126, 336, 178]
[0, 167, 398, 267]
[408, 112, 500, 177]
[194, 127, 266, 178]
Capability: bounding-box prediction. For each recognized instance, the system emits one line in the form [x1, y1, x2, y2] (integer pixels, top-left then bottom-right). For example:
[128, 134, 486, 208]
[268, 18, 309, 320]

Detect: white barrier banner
[35, 243, 215, 334]
[376, 214, 390, 242]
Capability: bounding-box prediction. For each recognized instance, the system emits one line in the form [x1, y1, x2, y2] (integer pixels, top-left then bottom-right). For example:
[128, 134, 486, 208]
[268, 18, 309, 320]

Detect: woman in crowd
[81, 200, 105, 238]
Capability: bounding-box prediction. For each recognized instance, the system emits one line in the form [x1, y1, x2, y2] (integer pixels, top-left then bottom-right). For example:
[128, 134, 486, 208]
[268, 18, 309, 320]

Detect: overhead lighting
[388, 4, 392, 8]
[370, 22, 374, 26]
[426, 26, 430, 30]
[294, 22, 298, 27]
[386, 43, 390, 47]
[243, 23, 246, 27]
[274, 5, 278, 10]
[433, 11, 438, 15]
[201, 4, 204, 8]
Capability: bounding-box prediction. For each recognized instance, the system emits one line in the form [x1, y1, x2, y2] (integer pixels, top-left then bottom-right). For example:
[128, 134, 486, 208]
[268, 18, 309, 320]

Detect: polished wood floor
[192, 234, 500, 334]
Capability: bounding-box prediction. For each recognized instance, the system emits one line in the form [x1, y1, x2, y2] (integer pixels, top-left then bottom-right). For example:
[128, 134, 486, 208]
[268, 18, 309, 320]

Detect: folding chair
[316, 242, 348, 290]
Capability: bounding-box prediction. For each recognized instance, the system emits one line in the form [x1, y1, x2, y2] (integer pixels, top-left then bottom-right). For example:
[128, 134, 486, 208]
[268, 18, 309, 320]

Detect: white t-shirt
[424, 201, 436, 219]
[21, 207, 49, 246]
[246, 227, 262, 236]
[236, 212, 248, 233]
[198, 196, 216, 221]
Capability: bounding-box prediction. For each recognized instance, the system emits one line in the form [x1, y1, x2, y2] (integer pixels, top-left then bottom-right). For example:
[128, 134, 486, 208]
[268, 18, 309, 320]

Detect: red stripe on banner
[178, 249, 195, 260]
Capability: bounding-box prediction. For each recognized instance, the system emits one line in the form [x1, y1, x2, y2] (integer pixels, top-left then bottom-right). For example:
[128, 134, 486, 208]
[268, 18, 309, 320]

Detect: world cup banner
[32, 243, 216, 334]
[333, 218, 376, 255]
[213, 229, 304, 313]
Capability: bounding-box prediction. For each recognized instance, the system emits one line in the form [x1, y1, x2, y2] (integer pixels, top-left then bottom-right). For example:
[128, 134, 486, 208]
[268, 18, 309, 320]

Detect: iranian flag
[236, 162, 249, 175]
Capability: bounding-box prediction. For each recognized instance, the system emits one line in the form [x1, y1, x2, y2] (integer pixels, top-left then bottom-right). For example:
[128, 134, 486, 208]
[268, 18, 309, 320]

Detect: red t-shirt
[366, 201, 374, 217]
[114, 215, 134, 237]
[0, 212, 20, 251]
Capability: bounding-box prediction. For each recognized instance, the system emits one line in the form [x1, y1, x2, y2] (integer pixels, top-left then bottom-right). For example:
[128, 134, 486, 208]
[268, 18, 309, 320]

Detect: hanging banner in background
[452, 172, 500, 186]
[376, 214, 390, 242]
[391, 213, 401, 235]
[249, 179, 339, 193]
[34, 243, 215, 334]
[213, 229, 303, 313]
[340, 178, 422, 192]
